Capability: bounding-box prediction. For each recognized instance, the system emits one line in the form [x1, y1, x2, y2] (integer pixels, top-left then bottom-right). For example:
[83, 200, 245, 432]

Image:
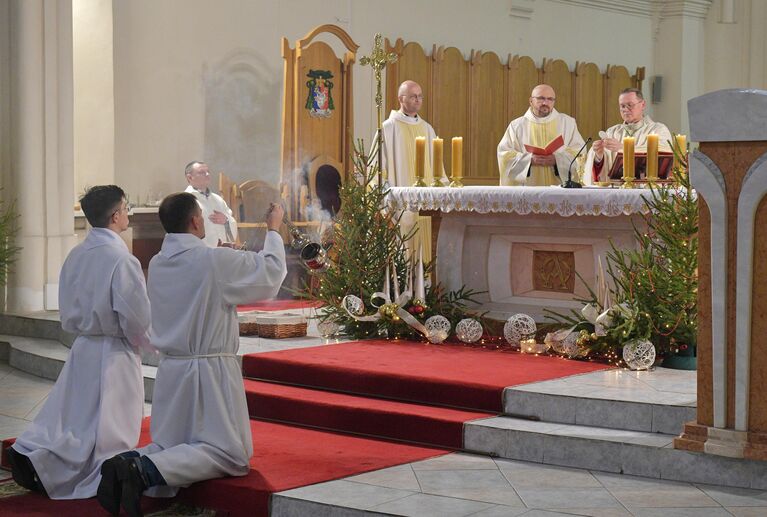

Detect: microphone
[563, 137, 592, 189]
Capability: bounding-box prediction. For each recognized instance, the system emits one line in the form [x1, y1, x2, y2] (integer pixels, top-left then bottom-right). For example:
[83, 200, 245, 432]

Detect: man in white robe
[497, 84, 585, 186]
[97, 192, 287, 517]
[584, 88, 673, 184]
[184, 160, 239, 247]
[380, 80, 445, 262]
[8, 185, 151, 500]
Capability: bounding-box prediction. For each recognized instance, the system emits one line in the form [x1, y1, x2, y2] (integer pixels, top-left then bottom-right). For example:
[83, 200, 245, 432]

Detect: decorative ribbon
[342, 291, 430, 338]
[581, 302, 631, 335]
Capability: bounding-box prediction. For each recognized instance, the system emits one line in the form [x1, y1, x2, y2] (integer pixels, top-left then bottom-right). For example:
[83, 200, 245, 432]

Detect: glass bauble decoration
[622, 338, 656, 370]
[342, 295, 364, 316]
[455, 318, 483, 343]
[560, 331, 581, 358]
[425, 315, 451, 344]
[503, 313, 537, 346]
[317, 319, 340, 338]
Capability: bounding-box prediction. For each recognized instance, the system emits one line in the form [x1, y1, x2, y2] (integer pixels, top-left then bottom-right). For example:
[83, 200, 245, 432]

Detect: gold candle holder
[450, 136, 463, 187]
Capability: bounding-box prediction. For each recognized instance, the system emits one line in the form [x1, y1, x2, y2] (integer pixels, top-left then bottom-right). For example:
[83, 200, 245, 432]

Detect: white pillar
[7, 0, 76, 312]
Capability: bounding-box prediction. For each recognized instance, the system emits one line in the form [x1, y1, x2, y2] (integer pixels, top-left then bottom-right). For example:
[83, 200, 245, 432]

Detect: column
[674, 89, 767, 460]
[6, 0, 77, 312]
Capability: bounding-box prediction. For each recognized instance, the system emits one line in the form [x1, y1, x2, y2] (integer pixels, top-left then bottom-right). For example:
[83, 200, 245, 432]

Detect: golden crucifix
[360, 33, 397, 186]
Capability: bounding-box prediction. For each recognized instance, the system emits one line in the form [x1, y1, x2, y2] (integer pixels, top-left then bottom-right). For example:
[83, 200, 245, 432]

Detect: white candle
[392, 260, 400, 300]
[415, 246, 425, 301]
[382, 263, 390, 300]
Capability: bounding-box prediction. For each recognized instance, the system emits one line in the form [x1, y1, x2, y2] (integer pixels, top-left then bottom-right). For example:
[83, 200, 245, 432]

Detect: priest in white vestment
[9, 186, 151, 500]
[97, 192, 287, 517]
[380, 80, 445, 262]
[184, 160, 239, 247]
[497, 84, 585, 186]
[583, 88, 673, 184]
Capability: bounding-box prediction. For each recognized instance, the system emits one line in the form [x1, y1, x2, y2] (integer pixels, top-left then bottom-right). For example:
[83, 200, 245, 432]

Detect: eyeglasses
[532, 96, 556, 103]
[620, 102, 642, 110]
[112, 203, 132, 217]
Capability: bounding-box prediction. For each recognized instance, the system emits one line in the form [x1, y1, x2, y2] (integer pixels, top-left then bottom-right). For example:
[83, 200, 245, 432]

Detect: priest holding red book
[497, 84, 585, 186]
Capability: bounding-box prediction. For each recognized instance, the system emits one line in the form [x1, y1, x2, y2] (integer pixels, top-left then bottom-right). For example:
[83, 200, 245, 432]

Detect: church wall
[109, 0, 655, 200]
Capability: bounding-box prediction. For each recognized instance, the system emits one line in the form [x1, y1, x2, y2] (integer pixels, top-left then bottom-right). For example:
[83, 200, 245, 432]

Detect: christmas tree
[547, 138, 698, 365]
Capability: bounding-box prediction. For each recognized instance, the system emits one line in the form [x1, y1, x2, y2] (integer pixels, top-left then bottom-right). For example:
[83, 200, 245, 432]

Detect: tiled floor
[275, 453, 767, 516]
[3, 310, 767, 516]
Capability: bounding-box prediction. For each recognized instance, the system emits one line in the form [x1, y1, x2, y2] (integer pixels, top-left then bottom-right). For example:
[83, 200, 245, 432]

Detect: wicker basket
[238, 312, 260, 336]
[255, 313, 307, 339]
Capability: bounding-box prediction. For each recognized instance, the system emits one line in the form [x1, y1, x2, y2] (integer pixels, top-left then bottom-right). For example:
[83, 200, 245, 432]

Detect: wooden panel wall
[575, 61, 604, 142]
[385, 38, 644, 184]
[472, 51, 507, 183]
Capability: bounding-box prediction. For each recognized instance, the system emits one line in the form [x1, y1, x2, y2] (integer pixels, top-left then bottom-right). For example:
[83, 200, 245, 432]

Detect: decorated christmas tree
[306, 139, 481, 340]
[546, 138, 698, 367]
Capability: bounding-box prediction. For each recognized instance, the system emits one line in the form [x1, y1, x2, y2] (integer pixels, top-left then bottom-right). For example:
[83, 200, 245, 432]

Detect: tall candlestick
[450, 137, 463, 187]
[431, 137, 444, 186]
[414, 136, 426, 187]
[646, 134, 659, 181]
[622, 137, 635, 187]
[673, 134, 687, 172]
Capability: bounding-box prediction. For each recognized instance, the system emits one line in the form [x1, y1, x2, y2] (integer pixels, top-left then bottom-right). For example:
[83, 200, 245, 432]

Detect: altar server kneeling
[97, 192, 287, 517]
[8, 185, 152, 500]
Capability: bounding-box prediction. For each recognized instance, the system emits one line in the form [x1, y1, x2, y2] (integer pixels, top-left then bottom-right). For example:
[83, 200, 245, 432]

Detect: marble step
[0, 313, 74, 347]
[0, 334, 157, 402]
[504, 387, 696, 435]
[464, 415, 767, 490]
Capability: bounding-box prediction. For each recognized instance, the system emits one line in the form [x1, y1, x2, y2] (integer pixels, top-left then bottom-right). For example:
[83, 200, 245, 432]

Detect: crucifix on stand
[360, 33, 398, 187]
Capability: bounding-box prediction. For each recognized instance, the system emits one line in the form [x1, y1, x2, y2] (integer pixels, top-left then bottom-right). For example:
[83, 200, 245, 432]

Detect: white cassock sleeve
[497, 123, 532, 186]
[112, 255, 152, 352]
[213, 230, 288, 305]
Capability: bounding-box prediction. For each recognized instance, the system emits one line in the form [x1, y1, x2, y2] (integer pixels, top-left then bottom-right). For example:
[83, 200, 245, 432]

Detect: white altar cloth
[386, 186, 653, 217]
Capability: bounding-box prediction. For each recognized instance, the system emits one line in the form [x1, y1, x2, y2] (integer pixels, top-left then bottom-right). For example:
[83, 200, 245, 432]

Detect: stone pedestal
[675, 89, 767, 461]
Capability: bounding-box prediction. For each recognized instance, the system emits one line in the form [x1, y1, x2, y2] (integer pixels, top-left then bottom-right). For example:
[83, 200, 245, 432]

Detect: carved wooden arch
[281, 25, 358, 221]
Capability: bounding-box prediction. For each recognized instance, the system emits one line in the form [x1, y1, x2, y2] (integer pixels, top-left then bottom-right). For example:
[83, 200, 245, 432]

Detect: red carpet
[1, 419, 446, 517]
[177, 420, 447, 516]
[244, 379, 491, 448]
[237, 299, 321, 312]
[243, 340, 611, 412]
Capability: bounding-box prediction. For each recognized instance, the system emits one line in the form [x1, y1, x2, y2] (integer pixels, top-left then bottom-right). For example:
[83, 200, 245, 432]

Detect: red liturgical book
[524, 135, 564, 156]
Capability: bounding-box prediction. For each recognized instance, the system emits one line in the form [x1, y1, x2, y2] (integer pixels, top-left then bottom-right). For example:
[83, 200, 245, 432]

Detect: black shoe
[97, 455, 124, 516]
[119, 458, 147, 517]
[6, 447, 47, 495]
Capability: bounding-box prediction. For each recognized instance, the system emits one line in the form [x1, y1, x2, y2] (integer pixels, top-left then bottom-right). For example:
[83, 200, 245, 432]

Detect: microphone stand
[563, 137, 592, 189]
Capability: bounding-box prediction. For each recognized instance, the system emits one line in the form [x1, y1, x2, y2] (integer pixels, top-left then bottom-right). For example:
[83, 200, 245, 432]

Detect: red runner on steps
[243, 339, 611, 412]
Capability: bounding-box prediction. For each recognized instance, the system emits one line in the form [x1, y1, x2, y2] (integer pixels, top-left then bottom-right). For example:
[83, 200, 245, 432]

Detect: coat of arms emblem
[305, 70, 334, 118]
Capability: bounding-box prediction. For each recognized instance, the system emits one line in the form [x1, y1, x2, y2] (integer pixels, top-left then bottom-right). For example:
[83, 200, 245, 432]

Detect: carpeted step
[244, 379, 491, 449]
[177, 420, 447, 517]
[242, 340, 611, 412]
[0, 419, 447, 517]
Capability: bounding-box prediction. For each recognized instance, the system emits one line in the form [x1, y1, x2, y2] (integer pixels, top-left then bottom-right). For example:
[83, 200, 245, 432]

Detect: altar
[387, 186, 653, 321]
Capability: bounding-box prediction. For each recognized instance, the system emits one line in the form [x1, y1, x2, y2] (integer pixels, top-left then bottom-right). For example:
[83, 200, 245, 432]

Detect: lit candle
[414, 136, 426, 185]
[432, 137, 443, 184]
[673, 134, 687, 172]
[646, 134, 659, 180]
[451, 137, 463, 179]
[622, 137, 635, 181]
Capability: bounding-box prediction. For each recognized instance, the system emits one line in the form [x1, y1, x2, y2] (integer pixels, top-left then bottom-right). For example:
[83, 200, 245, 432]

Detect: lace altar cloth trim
[386, 186, 656, 217]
